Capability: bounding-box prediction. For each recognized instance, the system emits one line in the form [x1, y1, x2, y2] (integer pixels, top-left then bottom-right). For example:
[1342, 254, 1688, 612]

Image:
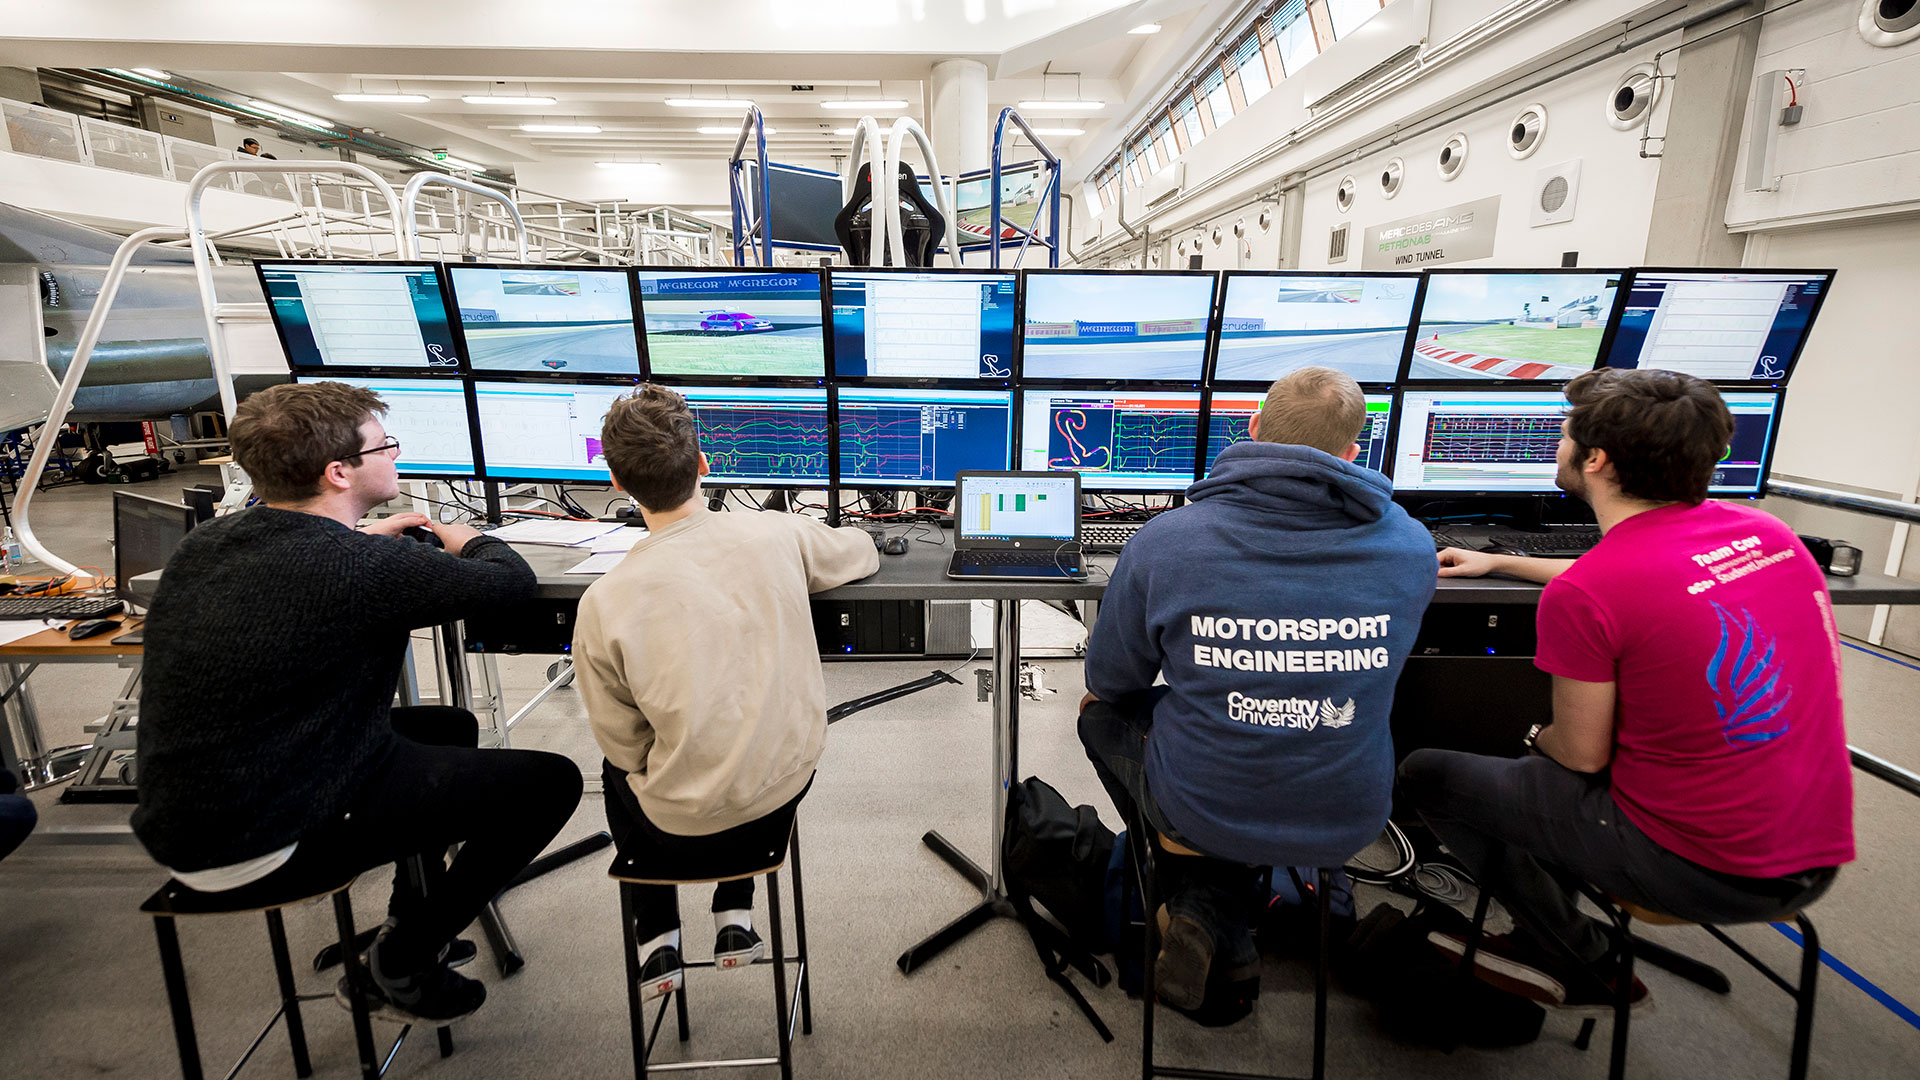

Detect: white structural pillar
[928, 58, 989, 175]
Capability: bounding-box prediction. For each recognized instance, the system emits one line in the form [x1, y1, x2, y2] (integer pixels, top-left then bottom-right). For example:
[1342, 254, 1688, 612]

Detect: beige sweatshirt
[572, 506, 880, 836]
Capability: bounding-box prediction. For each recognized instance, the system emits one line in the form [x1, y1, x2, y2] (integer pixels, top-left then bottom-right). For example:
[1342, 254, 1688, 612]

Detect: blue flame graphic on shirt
[1706, 602, 1792, 748]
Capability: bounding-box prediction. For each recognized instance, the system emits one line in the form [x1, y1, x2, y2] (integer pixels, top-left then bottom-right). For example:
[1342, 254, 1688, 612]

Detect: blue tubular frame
[729, 107, 773, 266]
[988, 108, 1062, 270]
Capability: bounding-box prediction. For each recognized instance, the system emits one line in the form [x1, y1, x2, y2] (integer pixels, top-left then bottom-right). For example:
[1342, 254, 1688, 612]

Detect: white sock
[641, 928, 681, 958]
[715, 909, 752, 934]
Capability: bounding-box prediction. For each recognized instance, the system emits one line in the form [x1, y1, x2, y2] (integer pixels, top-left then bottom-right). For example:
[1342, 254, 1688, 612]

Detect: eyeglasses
[339, 437, 400, 462]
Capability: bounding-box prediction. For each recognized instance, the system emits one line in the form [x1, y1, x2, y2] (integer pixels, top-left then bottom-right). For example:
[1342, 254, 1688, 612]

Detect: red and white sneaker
[715, 925, 764, 970]
[638, 944, 684, 1002]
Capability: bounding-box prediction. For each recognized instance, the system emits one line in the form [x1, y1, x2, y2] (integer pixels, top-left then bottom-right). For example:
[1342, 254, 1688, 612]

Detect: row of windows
[1091, 0, 1393, 211]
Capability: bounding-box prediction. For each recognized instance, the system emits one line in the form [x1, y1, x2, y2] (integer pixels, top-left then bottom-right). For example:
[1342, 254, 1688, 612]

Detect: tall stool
[609, 824, 811, 1080]
[1130, 824, 1332, 1080]
[143, 868, 453, 1080]
[1459, 876, 1824, 1080]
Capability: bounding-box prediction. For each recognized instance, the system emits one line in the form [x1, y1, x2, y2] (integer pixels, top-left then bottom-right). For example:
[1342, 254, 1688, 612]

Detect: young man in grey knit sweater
[573, 384, 877, 1002]
[135, 382, 583, 1023]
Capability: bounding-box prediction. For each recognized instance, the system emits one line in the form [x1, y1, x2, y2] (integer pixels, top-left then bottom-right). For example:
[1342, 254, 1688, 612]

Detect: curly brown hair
[1564, 368, 1733, 505]
[230, 382, 387, 502]
[600, 384, 703, 511]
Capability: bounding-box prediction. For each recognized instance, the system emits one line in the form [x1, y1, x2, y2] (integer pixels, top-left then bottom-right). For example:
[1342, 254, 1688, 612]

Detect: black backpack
[1002, 776, 1116, 1040]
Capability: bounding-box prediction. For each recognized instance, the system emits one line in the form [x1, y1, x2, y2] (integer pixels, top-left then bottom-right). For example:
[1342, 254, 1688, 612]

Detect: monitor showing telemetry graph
[1020, 271, 1218, 381]
[471, 381, 631, 482]
[1203, 393, 1394, 476]
[445, 265, 640, 375]
[835, 388, 1013, 486]
[293, 374, 476, 478]
[1407, 271, 1622, 381]
[1020, 389, 1202, 491]
[677, 386, 830, 486]
[1212, 273, 1420, 384]
[636, 270, 826, 379]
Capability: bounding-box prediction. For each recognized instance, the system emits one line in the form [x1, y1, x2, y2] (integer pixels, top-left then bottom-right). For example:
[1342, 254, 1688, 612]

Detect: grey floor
[2, 467, 1918, 1078]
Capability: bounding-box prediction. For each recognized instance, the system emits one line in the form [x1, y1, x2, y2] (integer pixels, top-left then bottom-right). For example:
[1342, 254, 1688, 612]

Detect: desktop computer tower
[1390, 604, 1550, 759]
[811, 598, 971, 659]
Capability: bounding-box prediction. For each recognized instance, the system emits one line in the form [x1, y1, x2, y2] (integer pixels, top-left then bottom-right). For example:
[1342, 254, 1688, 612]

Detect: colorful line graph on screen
[1049, 409, 1112, 471]
[693, 407, 829, 479]
[1113, 412, 1199, 474]
[839, 406, 927, 480]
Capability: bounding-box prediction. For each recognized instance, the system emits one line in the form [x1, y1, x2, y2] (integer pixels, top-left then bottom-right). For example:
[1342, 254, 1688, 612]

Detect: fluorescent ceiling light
[129, 68, 172, 80]
[597, 160, 662, 169]
[820, 99, 909, 110]
[521, 123, 601, 133]
[665, 98, 754, 109]
[334, 92, 430, 103]
[436, 156, 486, 170]
[698, 125, 777, 135]
[247, 99, 338, 128]
[1017, 99, 1105, 111]
[462, 94, 556, 106]
[1129, 23, 1162, 34]
[1026, 127, 1085, 137]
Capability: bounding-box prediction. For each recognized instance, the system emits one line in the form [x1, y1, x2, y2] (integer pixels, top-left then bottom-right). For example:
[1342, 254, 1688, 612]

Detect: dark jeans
[251, 707, 583, 973]
[604, 760, 810, 943]
[0, 766, 34, 861]
[1398, 748, 1837, 966]
[1077, 699, 1260, 972]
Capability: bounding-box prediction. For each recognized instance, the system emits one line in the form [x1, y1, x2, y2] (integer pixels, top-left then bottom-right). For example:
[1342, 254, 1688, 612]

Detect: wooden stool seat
[1154, 831, 1205, 859]
[608, 853, 786, 887]
[1610, 897, 1692, 927]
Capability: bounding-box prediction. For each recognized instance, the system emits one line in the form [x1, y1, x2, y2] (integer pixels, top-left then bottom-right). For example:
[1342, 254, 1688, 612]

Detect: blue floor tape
[1771, 922, 1920, 1032]
[1842, 640, 1920, 675]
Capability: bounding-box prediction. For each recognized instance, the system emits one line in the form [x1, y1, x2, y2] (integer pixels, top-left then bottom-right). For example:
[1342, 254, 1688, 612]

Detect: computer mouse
[401, 526, 444, 548]
[68, 618, 120, 640]
[881, 536, 911, 556]
[1479, 544, 1525, 557]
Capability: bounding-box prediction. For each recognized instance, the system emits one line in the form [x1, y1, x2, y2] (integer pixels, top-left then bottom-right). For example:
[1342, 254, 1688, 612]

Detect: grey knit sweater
[131, 507, 535, 871]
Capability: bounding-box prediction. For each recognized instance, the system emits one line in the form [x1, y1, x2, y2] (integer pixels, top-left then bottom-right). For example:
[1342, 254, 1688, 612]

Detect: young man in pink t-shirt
[1399, 368, 1852, 1009]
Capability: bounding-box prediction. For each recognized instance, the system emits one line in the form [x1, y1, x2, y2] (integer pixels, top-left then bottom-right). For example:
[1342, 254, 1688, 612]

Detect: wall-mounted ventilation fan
[1335, 175, 1356, 213]
[1608, 64, 1662, 130]
[1328, 223, 1350, 265]
[1508, 103, 1547, 160]
[1379, 158, 1404, 199]
[1862, 0, 1920, 47]
[1437, 133, 1468, 181]
[1529, 159, 1582, 228]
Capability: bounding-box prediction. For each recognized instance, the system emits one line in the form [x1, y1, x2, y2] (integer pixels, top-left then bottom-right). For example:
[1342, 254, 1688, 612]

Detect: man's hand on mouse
[359, 512, 430, 538]
[1437, 547, 1503, 577]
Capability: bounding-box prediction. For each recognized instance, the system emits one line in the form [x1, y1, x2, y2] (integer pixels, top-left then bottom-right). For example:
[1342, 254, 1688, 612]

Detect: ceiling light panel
[334, 92, 430, 103]
[665, 98, 755, 109]
[247, 99, 337, 128]
[520, 123, 602, 133]
[462, 94, 556, 105]
[1129, 23, 1162, 34]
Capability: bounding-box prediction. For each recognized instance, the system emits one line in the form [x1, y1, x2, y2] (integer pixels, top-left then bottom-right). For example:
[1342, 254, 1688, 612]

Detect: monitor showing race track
[1020, 271, 1217, 382]
[1406, 271, 1622, 381]
[1019, 388, 1202, 491]
[636, 269, 826, 379]
[1212, 272, 1419, 385]
[445, 265, 640, 376]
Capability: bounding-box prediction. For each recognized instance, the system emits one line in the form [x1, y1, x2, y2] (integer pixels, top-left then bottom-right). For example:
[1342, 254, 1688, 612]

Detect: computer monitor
[1391, 389, 1568, 494]
[635, 269, 826, 379]
[1204, 393, 1394, 476]
[829, 268, 1017, 380]
[1406, 269, 1624, 381]
[1019, 388, 1202, 491]
[258, 261, 461, 371]
[1212, 272, 1419, 385]
[471, 380, 631, 483]
[444, 264, 641, 376]
[678, 386, 830, 486]
[1712, 392, 1785, 497]
[292, 374, 478, 478]
[835, 387, 1014, 486]
[1603, 268, 1834, 383]
[113, 491, 196, 605]
[1020, 270, 1218, 382]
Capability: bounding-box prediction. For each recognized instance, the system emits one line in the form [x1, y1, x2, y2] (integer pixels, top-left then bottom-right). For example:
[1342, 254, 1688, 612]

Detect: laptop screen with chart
[1020, 270, 1218, 382]
[295, 374, 476, 477]
[954, 472, 1079, 544]
[260, 261, 461, 371]
[1406, 270, 1623, 381]
[1204, 393, 1393, 477]
[1019, 389, 1202, 491]
[1212, 272, 1419, 385]
[1603, 269, 1833, 383]
[835, 388, 1013, 486]
[635, 269, 826, 379]
[445, 264, 640, 376]
[829, 269, 1017, 380]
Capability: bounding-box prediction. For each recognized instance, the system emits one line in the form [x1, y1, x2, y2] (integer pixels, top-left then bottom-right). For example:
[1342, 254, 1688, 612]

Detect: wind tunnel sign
[1362, 196, 1501, 270]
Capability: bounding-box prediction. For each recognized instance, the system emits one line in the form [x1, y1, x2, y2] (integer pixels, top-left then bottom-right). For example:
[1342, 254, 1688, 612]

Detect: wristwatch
[1522, 723, 1546, 753]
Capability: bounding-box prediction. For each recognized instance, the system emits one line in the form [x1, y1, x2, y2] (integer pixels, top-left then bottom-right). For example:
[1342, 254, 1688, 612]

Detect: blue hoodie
[1084, 440, 1437, 868]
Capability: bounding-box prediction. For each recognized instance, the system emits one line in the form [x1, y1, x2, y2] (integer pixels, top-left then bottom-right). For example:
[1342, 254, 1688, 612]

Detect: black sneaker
[715, 925, 764, 970]
[1154, 909, 1213, 1012]
[1428, 930, 1652, 1013]
[335, 934, 486, 1024]
[318, 926, 475, 972]
[638, 944, 684, 1002]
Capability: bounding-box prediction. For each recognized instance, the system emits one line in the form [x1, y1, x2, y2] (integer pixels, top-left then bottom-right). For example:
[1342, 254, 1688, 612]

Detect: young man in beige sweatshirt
[573, 384, 879, 1001]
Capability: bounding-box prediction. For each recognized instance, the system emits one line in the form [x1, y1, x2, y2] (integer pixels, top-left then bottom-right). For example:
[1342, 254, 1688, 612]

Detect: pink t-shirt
[1534, 501, 1854, 878]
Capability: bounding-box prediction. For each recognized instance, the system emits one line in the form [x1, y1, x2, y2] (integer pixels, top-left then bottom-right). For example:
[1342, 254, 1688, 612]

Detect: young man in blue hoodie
[1080, 366, 1437, 1010]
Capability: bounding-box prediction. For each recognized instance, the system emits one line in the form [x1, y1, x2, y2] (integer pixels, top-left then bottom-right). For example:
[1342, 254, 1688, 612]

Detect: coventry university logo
[1319, 698, 1356, 728]
[1227, 693, 1356, 731]
[1706, 602, 1792, 749]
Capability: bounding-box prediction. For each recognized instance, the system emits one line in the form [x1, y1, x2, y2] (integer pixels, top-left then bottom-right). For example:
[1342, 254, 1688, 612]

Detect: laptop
[946, 471, 1088, 581]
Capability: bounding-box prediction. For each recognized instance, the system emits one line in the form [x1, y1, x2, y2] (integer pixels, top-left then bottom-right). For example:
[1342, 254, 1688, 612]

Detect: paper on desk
[588, 528, 646, 553]
[0, 621, 52, 646]
[566, 551, 628, 575]
[486, 519, 626, 547]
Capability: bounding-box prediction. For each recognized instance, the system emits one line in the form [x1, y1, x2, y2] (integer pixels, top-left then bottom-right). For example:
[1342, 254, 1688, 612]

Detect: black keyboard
[1490, 531, 1603, 557]
[0, 596, 125, 620]
[1428, 529, 1470, 551]
[1083, 522, 1145, 553]
[955, 550, 1076, 568]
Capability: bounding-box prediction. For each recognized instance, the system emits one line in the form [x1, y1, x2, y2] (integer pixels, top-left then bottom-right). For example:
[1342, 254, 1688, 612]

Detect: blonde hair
[1253, 367, 1366, 455]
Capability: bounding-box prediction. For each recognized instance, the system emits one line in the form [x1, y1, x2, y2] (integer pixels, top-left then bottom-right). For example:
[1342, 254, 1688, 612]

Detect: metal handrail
[14, 226, 187, 580]
[186, 161, 405, 422]
[1768, 479, 1920, 527]
[988, 108, 1061, 269]
[401, 173, 529, 261]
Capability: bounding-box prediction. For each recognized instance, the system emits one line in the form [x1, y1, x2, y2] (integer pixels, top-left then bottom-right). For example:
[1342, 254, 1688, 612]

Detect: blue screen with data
[835, 388, 1013, 486]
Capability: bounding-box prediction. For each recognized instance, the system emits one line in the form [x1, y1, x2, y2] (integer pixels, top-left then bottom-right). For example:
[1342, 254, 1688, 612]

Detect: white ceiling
[2, 0, 1226, 175]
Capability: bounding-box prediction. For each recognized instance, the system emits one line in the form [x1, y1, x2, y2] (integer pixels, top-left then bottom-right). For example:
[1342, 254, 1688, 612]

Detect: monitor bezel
[256, 258, 465, 375]
[823, 265, 1020, 388]
[1398, 266, 1632, 386]
[632, 264, 831, 387]
[290, 371, 485, 480]
[1710, 388, 1788, 500]
[951, 469, 1083, 549]
[112, 490, 198, 605]
[1199, 387, 1399, 479]
[1016, 382, 1206, 494]
[832, 385, 1017, 489]
[1385, 385, 1573, 498]
[440, 261, 644, 382]
[1016, 266, 1221, 385]
[1602, 266, 1837, 388]
[1207, 269, 1425, 387]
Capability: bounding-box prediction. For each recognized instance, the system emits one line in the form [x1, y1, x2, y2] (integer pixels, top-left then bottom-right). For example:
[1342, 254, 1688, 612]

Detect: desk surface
[0, 616, 144, 659]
